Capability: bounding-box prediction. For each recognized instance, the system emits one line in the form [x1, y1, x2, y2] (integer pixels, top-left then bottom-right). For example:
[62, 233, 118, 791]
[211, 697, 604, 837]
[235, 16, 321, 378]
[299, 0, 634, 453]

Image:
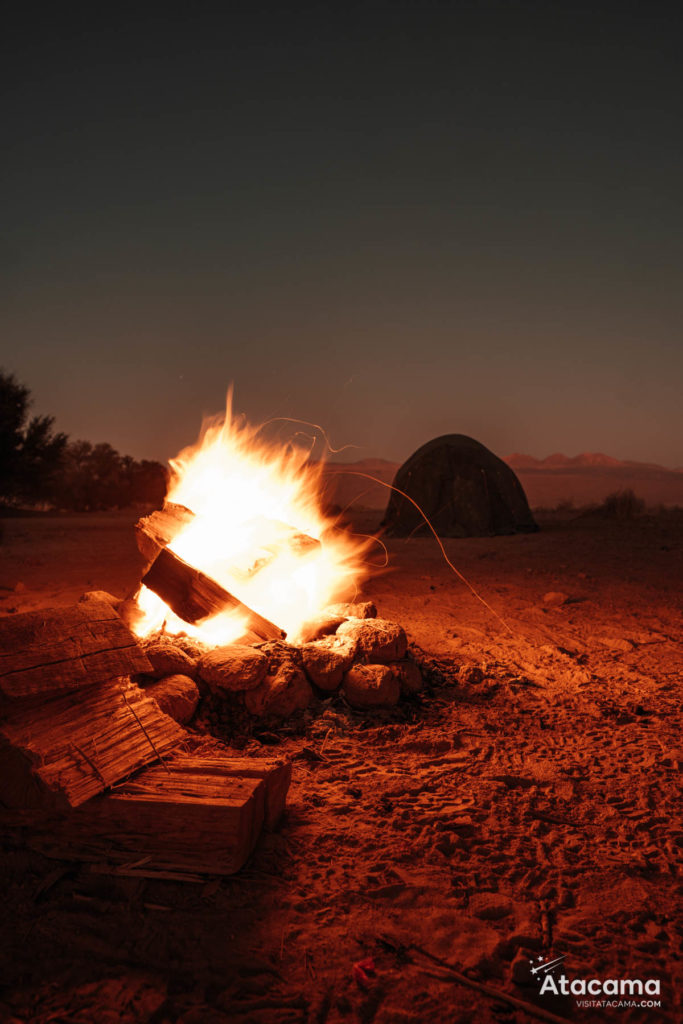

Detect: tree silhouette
[1, 370, 168, 511]
[0, 370, 68, 504]
[52, 440, 168, 511]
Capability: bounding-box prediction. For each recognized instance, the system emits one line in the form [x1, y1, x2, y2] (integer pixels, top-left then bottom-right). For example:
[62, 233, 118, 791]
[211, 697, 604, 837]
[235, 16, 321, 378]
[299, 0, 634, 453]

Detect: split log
[0, 600, 152, 701]
[142, 547, 285, 640]
[0, 678, 186, 811]
[135, 501, 195, 568]
[164, 754, 292, 829]
[18, 770, 264, 877]
[4, 754, 292, 876]
[221, 756, 291, 829]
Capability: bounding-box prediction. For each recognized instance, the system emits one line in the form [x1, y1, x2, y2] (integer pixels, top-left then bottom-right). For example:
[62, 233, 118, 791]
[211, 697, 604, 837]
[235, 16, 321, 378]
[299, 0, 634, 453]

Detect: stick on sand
[405, 941, 572, 1024]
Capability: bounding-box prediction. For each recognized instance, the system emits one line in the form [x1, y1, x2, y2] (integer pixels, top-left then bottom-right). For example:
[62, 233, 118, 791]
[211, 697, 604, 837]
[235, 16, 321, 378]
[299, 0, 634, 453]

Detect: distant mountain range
[322, 452, 683, 511]
[505, 452, 681, 473]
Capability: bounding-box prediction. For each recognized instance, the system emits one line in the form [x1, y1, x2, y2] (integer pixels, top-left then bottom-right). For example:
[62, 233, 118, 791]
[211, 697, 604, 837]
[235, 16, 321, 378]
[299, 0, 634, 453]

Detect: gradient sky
[3, 2, 682, 468]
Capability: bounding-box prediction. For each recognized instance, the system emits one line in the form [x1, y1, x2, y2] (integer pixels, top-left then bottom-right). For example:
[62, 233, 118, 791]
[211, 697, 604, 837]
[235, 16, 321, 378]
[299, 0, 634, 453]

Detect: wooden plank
[135, 501, 195, 568]
[0, 679, 186, 811]
[12, 763, 266, 876]
[0, 600, 152, 700]
[163, 754, 292, 829]
[142, 547, 285, 640]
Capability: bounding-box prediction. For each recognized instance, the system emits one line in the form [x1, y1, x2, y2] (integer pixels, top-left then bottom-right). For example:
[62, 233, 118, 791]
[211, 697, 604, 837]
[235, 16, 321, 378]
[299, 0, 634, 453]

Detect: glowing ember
[133, 394, 369, 645]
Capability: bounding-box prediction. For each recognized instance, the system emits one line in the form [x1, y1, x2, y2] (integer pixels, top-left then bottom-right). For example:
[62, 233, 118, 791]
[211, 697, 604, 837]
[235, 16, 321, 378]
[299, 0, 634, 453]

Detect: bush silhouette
[599, 489, 646, 520]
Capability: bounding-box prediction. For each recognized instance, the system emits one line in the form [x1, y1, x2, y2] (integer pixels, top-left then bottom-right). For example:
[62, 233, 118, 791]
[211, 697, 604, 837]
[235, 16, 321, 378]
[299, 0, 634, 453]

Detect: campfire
[120, 397, 423, 721]
[131, 393, 369, 646]
[0, 396, 422, 879]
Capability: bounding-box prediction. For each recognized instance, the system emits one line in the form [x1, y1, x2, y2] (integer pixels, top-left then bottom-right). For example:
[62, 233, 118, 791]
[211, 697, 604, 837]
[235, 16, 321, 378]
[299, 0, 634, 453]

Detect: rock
[13, 581, 27, 594]
[144, 674, 199, 724]
[302, 636, 357, 691]
[244, 659, 313, 718]
[469, 892, 513, 921]
[257, 640, 305, 673]
[173, 635, 210, 661]
[143, 639, 197, 679]
[390, 659, 424, 695]
[337, 618, 407, 663]
[198, 644, 268, 692]
[342, 663, 400, 709]
[324, 601, 377, 620]
[297, 613, 347, 643]
[543, 591, 569, 606]
[78, 590, 121, 611]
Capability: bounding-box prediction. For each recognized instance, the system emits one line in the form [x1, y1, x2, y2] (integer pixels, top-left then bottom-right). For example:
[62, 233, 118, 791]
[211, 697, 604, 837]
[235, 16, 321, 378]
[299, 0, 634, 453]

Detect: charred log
[135, 501, 195, 569]
[141, 547, 285, 640]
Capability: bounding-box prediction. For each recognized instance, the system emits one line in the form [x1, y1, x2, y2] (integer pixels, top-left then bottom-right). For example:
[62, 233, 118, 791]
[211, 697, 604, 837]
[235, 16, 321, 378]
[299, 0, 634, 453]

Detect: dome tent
[383, 434, 538, 538]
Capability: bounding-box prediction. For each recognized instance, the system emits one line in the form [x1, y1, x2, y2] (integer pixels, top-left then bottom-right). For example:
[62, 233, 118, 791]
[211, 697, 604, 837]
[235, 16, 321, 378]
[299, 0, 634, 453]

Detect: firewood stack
[0, 597, 291, 879]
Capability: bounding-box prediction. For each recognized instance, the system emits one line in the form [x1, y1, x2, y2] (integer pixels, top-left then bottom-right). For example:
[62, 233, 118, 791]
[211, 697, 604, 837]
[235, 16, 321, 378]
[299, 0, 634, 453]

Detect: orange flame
[134, 393, 369, 645]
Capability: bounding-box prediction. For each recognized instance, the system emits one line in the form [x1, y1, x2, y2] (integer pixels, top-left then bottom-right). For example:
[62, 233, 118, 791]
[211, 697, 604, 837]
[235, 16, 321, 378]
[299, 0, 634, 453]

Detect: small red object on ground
[352, 957, 376, 989]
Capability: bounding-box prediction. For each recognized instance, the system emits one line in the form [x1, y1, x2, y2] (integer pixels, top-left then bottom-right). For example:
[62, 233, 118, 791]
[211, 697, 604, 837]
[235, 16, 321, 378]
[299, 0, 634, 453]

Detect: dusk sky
[3, 3, 682, 468]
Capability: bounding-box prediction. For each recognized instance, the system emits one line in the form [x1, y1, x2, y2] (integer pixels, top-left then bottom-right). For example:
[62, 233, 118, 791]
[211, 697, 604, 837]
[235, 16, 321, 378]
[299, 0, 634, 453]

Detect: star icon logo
[529, 954, 567, 977]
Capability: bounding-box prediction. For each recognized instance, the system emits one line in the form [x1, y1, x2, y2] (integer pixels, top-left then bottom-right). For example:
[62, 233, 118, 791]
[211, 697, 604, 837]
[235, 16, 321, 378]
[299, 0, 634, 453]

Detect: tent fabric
[383, 434, 538, 538]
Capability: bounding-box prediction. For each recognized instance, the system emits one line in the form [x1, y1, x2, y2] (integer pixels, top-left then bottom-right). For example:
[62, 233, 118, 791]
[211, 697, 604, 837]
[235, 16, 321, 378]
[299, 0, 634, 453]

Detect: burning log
[0, 678, 186, 811]
[0, 599, 152, 701]
[3, 754, 291, 877]
[254, 517, 321, 560]
[135, 500, 195, 568]
[142, 547, 285, 640]
[233, 521, 321, 581]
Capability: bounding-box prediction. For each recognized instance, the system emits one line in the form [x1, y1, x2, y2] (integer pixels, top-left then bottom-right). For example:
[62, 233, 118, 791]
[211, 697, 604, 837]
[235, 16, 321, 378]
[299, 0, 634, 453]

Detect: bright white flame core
[134, 397, 367, 645]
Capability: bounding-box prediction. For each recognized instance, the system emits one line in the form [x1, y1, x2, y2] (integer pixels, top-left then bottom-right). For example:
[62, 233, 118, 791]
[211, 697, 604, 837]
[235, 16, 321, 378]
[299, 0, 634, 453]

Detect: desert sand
[1, 508, 681, 1023]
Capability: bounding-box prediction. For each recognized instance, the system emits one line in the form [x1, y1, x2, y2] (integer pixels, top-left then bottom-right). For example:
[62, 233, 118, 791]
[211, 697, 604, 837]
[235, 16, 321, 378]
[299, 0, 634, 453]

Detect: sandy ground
[1, 509, 682, 1023]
